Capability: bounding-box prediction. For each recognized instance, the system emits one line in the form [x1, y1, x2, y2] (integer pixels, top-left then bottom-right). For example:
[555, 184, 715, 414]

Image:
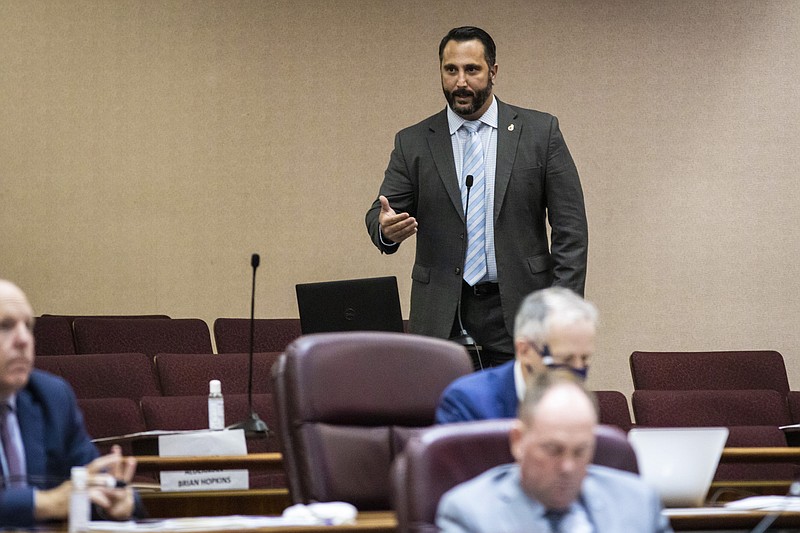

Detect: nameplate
[160, 469, 249, 491]
[158, 429, 247, 456]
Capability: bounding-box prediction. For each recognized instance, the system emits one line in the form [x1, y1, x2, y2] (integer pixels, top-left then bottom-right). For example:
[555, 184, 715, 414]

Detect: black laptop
[295, 276, 405, 335]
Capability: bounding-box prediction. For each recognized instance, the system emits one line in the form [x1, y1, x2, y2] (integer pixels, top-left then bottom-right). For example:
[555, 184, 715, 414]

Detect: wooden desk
[37, 511, 398, 533]
[134, 453, 288, 517]
[141, 488, 292, 518]
[666, 508, 800, 531]
[135, 453, 284, 472]
[132, 448, 800, 529]
[720, 446, 800, 463]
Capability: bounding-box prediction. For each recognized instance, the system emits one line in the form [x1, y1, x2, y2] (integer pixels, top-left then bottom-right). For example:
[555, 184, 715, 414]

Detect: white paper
[724, 495, 800, 512]
[158, 429, 246, 457]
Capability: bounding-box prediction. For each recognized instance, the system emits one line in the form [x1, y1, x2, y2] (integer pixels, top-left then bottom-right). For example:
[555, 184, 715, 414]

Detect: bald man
[436, 371, 672, 532]
[0, 280, 142, 527]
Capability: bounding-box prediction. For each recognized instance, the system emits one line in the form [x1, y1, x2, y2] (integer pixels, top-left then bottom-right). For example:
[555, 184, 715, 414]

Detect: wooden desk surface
[666, 508, 800, 531]
[131, 449, 800, 530]
[32, 511, 397, 533]
[720, 446, 800, 462]
[135, 453, 283, 471]
[133, 447, 800, 471]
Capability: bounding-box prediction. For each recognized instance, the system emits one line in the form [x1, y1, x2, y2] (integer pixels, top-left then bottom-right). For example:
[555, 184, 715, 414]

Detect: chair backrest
[35, 352, 160, 400]
[154, 352, 282, 395]
[391, 420, 637, 533]
[77, 397, 147, 453]
[73, 318, 212, 359]
[632, 389, 791, 428]
[272, 332, 473, 510]
[788, 391, 800, 423]
[33, 316, 77, 355]
[213, 318, 302, 353]
[629, 350, 789, 393]
[594, 390, 633, 432]
[632, 389, 796, 481]
[139, 393, 279, 452]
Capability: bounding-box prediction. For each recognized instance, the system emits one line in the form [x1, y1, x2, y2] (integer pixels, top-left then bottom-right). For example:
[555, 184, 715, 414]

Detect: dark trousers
[451, 281, 515, 370]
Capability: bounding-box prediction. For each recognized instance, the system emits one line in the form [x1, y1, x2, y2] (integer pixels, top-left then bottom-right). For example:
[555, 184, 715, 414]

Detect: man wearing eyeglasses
[435, 287, 597, 424]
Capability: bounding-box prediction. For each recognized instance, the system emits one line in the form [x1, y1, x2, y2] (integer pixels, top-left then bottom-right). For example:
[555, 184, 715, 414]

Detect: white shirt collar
[1, 394, 17, 409]
[447, 95, 498, 135]
[513, 359, 526, 404]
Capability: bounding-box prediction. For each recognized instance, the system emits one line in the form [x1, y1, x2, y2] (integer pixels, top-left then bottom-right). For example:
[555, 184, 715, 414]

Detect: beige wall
[2, 0, 799, 398]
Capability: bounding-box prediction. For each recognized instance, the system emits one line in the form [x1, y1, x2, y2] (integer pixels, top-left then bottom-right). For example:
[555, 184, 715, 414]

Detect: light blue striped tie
[462, 121, 487, 286]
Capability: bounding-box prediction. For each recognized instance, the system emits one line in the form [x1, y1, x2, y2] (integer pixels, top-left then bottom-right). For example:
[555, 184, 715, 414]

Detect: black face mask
[545, 362, 589, 380]
[531, 342, 589, 381]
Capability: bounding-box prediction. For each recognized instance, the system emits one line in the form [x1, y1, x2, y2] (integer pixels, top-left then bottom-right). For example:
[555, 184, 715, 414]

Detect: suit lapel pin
[508, 124, 515, 132]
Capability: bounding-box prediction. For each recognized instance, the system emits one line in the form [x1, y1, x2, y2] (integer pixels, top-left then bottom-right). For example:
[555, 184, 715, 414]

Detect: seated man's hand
[86, 445, 138, 520]
[34, 481, 72, 521]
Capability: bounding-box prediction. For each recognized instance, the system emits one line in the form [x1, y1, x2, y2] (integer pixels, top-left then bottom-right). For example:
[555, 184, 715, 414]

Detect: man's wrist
[379, 229, 398, 247]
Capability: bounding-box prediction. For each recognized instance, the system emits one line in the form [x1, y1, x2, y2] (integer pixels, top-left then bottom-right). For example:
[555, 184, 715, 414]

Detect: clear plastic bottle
[68, 466, 90, 533]
[208, 379, 225, 430]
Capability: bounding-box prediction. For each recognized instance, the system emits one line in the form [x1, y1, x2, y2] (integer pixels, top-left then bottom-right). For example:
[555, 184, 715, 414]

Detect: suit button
[454, 267, 461, 275]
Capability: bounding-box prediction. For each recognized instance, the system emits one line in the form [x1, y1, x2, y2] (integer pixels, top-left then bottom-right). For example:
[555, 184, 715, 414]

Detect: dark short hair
[438, 26, 496, 68]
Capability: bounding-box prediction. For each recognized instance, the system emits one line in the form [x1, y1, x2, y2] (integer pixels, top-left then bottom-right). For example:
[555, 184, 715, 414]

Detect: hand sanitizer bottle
[68, 466, 90, 533]
[208, 379, 225, 430]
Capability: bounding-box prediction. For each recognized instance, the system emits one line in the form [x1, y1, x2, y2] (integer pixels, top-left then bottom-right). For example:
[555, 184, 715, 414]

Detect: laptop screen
[628, 427, 729, 507]
[295, 276, 405, 335]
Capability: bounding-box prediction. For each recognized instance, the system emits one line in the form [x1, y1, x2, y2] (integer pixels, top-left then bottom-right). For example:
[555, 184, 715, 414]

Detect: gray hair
[513, 287, 599, 344]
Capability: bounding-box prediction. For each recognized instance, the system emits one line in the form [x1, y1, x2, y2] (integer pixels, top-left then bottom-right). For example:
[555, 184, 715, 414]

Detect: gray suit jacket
[365, 99, 588, 340]
[436, 463, 673, 533]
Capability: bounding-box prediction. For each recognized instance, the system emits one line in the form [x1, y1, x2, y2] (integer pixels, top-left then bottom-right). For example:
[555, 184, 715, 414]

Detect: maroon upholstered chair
[629, 350, 789, 393]
[73, 318, 212, 359]
[272, 332, 473, 510]
[35, 352, 160, 400]
[788, 391, 800, 423]
[154, 352, 282, 396]
[632, 389, 797, 480]
[140, 393, 274, 440]
[213, 318, 302, 354]
[391, 420, 637, 533]
[594, 390, 633, 432]
[77, 397, 147, 453]
[42, 314, 171, 322]
[33, 316, 76, 355]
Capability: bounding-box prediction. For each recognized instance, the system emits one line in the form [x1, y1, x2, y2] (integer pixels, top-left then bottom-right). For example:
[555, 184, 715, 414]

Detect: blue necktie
[462, 121, 487, 286]
[1, 404, 25, 487]
[544, 508, 567, 532]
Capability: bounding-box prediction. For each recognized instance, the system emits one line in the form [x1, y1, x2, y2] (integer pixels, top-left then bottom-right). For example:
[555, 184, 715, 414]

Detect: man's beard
[443, 79, 493, 117]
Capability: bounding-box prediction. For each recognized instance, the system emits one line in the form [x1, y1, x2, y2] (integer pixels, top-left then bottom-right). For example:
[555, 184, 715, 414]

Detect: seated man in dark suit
[0, 279, 143, 528]
[435, 287, 597, 423]
[436, 371, 672, 532]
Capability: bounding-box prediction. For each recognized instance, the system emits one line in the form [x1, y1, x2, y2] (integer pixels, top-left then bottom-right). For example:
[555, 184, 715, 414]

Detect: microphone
[229, 253, 270, 435]
[450, 174, 483, 370]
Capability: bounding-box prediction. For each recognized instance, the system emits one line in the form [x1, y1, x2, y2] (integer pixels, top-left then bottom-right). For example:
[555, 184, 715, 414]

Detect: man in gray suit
[436, 371, 673, 532]
[365, 26, 588, 367]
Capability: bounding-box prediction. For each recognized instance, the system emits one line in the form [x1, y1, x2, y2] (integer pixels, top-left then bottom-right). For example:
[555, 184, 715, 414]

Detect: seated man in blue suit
[435, 287, 597, 423]
[0, 279, 142, 528]
[436, 371, 672, 532]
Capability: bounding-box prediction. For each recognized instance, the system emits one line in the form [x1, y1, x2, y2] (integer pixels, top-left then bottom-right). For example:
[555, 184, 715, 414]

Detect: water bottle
[208, 379, 225, 430]
[68, 466, 90, 533]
